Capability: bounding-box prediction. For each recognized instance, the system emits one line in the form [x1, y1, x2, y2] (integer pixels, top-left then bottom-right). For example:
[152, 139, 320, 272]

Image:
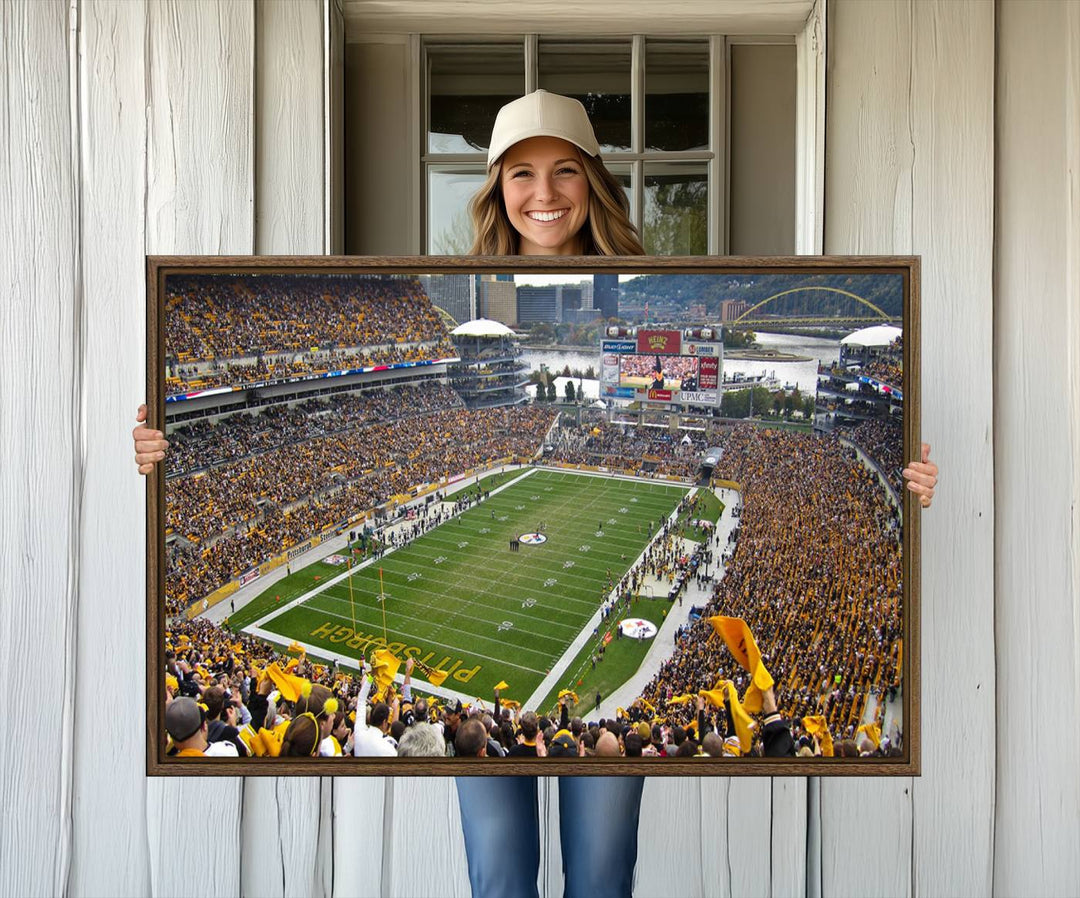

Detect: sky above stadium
[513, 274, 641, 286]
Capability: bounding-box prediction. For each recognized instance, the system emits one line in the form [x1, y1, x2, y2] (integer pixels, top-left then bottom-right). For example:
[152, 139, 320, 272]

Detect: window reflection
[538, 41, 632, 153]
[643, 163, 708, 255]
[428, 44, 525, 154]
[645, 40, 709, 152]
[428, 168, 487, 254]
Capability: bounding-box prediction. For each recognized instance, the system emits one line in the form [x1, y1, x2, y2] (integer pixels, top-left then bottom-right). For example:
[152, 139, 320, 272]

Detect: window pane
[428, 167, 487, 254]
[603, 163, 634, 223]
[643, 163, 707, 255]
[538, 40, 632, 153]
[428, 44, 524, 154]
[645, 40, 709, 152]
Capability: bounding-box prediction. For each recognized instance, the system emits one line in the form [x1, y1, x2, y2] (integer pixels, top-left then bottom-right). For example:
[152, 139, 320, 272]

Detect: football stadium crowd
[164, 628, 809, 760]
[166, 384, 463, 477]
[164, 413, 901, 761]
[165, 394, 555, 613]
[165, 275, 456, 395]
[816, 354, 904, 493]
[862, 359, 902, 389]
[551, 423, 709, 479]
[845, 417, 904, 495]
[861, 336, 903, 389]
[638, 424, 901, 741]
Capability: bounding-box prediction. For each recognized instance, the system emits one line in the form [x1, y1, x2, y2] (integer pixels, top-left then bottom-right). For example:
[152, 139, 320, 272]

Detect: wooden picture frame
[146, 255, 920, 776]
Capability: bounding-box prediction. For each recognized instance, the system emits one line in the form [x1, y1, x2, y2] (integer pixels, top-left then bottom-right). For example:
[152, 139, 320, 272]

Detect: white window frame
[411, 1, 825, 256]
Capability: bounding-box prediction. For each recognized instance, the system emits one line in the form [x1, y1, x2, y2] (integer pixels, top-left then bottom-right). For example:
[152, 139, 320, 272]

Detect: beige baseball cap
[486, 90, 601, 169]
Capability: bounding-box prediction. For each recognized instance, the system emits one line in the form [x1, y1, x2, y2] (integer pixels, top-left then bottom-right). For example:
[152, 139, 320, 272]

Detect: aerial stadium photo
[151, 259, 918, 773]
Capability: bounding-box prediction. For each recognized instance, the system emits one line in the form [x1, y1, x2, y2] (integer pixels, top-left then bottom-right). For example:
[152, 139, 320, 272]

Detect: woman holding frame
[134, 90, 938, 897]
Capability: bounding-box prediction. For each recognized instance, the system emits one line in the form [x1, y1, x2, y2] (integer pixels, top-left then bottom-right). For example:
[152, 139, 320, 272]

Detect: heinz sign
[636, 329, 682, 355]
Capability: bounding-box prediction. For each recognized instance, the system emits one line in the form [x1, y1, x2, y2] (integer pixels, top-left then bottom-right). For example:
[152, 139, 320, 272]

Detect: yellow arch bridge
[730, 286, 898, 327]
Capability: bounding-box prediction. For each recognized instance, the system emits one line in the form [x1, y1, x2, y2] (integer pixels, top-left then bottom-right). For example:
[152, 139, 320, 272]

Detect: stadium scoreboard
[599, 326, 724, 408]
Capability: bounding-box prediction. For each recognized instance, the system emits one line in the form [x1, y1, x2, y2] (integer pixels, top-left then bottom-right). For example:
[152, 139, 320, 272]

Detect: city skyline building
[594, 274, 619, 318]
[479, 278, 518, 326]
[419, 274, 473, 325]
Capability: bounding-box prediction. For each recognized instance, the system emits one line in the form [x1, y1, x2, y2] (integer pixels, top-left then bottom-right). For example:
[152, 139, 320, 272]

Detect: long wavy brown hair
[280, 712, 320, 757]
[468, 149, 644, 256]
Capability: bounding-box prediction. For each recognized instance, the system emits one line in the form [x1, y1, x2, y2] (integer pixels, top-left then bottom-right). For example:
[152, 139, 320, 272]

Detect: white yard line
[522, 486, 699, 710]
[244, 467, 704, 712]
[595, 486, 742, 719]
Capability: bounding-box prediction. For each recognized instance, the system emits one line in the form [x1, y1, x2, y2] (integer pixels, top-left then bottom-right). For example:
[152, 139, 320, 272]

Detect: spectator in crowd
[352, 662, 398, 758]
[201, 685, 248, 756]
[701, 732, 725, 758]
[547, 731, 578, 758]
[456, 718, 490, 758]
[353, 701, 396, 757]
[397, 722, 446, 757]
[166, 696, 238, 758]
[280, 712, 321, 758]
[506, 711, 541, 758]
[294, 683, 342, 757]
[594, 731, 621, 757]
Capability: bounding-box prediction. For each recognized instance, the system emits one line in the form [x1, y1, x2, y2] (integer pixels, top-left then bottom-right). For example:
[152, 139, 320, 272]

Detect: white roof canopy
[450, 318, 517, 338]
[840, 324, 902, 348]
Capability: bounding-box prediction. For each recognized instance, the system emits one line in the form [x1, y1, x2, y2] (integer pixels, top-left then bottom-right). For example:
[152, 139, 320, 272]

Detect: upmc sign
[636, 329, 682, 355]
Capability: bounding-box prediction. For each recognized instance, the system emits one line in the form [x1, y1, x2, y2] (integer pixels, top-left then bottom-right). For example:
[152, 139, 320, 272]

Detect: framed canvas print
[146, 256, 920, 776]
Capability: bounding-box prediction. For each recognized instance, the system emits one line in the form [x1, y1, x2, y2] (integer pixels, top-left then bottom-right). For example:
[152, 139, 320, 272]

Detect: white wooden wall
[994, 1, 1080, 894]
[1, 1, 1077, 896]
[824, 3, 997, 894]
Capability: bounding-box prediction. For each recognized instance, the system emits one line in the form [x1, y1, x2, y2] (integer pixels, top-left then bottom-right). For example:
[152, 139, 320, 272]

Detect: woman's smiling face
[499, 136, 590, 255]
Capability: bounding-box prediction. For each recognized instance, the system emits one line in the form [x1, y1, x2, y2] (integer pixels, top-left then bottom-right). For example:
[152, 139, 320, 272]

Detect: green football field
[247, 468, 688, 703]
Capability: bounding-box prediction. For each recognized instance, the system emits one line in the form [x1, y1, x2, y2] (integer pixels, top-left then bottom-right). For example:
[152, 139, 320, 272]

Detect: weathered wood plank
[824, 2, 996, 897]
[382, 777, 471, 898]
[241, 778, 327, 898]
[0, 1, 77, 895]
[825, 0, 914, 257]
[340, 0, 816, 38]
[332, 779, 387, 898]
[635, 777, 711, 898]
[144, 3, 255, 896]
[145, 0, 255, 257]
[806, 778, 821, 898]
[908, 3, 995, 896]
[698, 779, 731, 898]
[771, 777, 808, 897]
[241, 3, 329, 895]
[727, 779, 776, 897]
[993, 2, 1080, 894]
[822, 7, 915, 895]
[539, 777, 561, 898]
[255, 0, 325, 255]
[147, 778, 243, 897]
[69, 2, 152, 893]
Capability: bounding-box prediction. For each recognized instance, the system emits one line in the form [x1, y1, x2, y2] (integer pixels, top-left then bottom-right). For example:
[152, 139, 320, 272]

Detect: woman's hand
[902, 442, 938, 508]
[133, 403, 169, 474]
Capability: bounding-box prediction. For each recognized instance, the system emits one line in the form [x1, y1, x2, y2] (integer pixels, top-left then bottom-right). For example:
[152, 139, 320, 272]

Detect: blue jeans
[455, 776, 645, 898]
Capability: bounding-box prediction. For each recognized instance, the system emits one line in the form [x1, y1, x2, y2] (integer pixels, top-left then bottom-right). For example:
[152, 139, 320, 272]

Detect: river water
[520, 331, 841, 396]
